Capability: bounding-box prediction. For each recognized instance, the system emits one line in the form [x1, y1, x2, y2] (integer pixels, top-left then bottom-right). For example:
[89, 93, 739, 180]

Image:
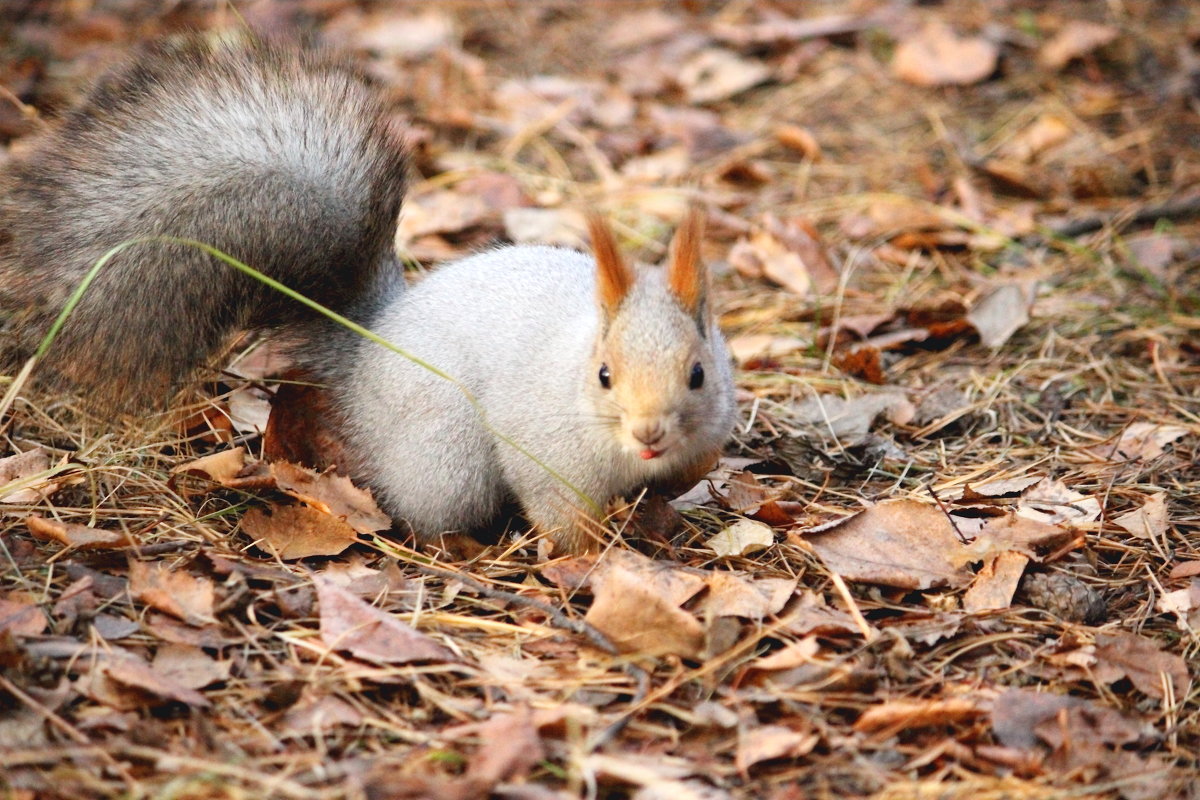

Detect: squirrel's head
[587, 209, 734, 467]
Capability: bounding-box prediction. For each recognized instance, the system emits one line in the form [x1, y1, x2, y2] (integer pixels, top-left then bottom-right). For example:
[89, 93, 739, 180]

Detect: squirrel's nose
[632, 422, 665, 446]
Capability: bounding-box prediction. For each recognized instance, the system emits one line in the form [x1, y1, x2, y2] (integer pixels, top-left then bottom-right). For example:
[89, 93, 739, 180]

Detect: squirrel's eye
[598, 364, 612, 389]
[688, 362, 704, 390]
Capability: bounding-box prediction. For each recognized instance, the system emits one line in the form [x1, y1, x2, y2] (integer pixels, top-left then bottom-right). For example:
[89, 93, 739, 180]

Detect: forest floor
[1, 1, 1198, 798]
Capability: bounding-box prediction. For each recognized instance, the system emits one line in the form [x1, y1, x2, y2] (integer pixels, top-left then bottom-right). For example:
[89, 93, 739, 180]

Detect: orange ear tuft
[588, 213, 633, 317]
[667, 206, 706, 317]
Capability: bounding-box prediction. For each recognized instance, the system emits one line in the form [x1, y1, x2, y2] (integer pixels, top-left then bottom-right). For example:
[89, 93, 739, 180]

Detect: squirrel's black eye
[688, 362, 704, 390]
[598, 364, 611, 389]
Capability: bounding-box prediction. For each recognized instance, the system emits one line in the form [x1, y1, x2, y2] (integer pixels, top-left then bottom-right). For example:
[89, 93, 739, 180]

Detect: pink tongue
[640, 448, 659, 460]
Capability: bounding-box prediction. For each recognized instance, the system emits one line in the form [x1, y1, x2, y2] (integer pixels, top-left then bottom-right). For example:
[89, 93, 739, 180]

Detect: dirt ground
[1, 2, 1198, 798]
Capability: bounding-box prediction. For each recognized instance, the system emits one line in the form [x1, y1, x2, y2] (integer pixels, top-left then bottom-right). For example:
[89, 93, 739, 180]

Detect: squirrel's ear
[589, 214, 633, 320]
[667, 206, 708, 323]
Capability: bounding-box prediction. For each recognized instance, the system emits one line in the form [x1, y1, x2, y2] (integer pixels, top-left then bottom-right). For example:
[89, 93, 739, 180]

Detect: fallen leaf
[584, 549, 707, 657]
[892, 23, 999, 87]
[243, 503, 360, 560]
[170, 447, 247, 483]
[0, 594, 47, 636]
[854, 697, 986, 734]
[445, 706, 545, 786]
[26, 516, 131, 550]
[791, 391, 915, 446]
[1107, 422, 1189, 462]
[1000, 114, 1074, 162]
[727, 334, 809, 365]
[678, 48, 770, 104]
[1158, 580, 1200, 630]
[736, 722, 818, 773]
[1039, 21, 1119, 70]
[705, 520, 775, 558]
[503, 207, 587, 248]
[962, 551, 1030, 612]
[728, 231, 809, 296]
[350, 11, 455, 59]
[0, 448, 60, 504]
[278, 694, 364, 738]
[102, 654, 212, 709]
[1093, 632, 1190, 700]
[1112, 493, 1169, 540]
[314, 575, 454, 665]
[803, 500, 971, 589]
[271, 461, 391, 535]
[967, 283, 1036, 347]
[1016, 478, 1102, 526]
[991, 688, 1084, 749]
[128, 560, 216, 627]
[699, 574, 796, 620]
[151, 643, 231, 690]
[774, 124, 821, 160]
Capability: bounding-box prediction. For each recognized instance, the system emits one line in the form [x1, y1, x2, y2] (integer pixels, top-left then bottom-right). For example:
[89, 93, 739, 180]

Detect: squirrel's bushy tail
[0, 36, 408, 408]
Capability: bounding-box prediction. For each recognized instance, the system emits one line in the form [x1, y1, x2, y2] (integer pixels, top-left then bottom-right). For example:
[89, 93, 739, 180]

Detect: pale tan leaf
[1108, 422, 1189, 462]
[1039, 21, 1119, 70]
[271, 461, 391, 534]
[699, 574, 795, 620]
[736, 723, 818, 772]
[705, 519, 774, 557]
[170, 447, 246, 483]
[243, 503, 360, 560]
[103, 654, 211, 709]
[314, 575, 454, 664]
[26, 515, 131, 550]
[854, 698, 986, 734]
[967, 282, 1036, 348]
[962, 551, 1030, 613]
[678, 48, 770, 104]
[151, 643, 231, 690]
[0, 594, 47, 636]
[1094, 632, 1190, 700]
[803, 500, 971, 589]
[0, 448, 60, 504]
[128, 560, 216, 626]
[1113, 492, 1169, 540]
[892, 24, 999, 87]
[727, 334, 809, 365]
[584, 549, 706, 657]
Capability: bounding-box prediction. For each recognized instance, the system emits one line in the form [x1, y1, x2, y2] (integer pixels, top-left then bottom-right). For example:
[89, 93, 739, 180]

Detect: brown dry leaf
[728, 231, 810, 296]
[151, 643, 231, 690]
[1093, 632, 1190, 700]
[892, 23, 999, 87]
[278, 694, 364, 739]
[243, 503, 360, 560]
[1107, 422, 1190, 462]
[679, 48, 770, 104]
[775, 124, 821, 160]
[263, 376, 348, 471]
[0, 593, 47, 636]
[955, 512, 1079, 566]
[314, 575, 454, 665]
[803, 500, 971, 590]
[1158, 580, 1200, 630]
[854, 697, 986, 734]
[504, 207, 587, 248]
[962, 551, 1030, 613]
[991, 688, 1084, 749]
[1016, 478, 1102, 526]
[698, 574, 796, 620]
[791, 391, 915, 446]
[726, 334, 809, 365]
[271, 461, 391, 535]
[0, 448, 60, 504]
[736, 722, 818, 773]
[1039, 21, 1119, 70]
[103, 654, 212, 709]
[395, 188, 495, 244]
[444, 706, 545, 787]
[1112, 492, 1169, 540]
[967, 282, 1036, 347]
[705, 520, 774, 558]
[1000, 114, 1074, 162]
[751, 637, 821, 672]
[26, 515, 131, 550]
[128, 560, 216, 627]
[170, 447, 246, 483]
[584, 549, 706, 657]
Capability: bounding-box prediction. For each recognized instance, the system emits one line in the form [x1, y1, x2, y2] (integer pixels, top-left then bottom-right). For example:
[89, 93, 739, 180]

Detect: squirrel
[0, 36, 737, 555]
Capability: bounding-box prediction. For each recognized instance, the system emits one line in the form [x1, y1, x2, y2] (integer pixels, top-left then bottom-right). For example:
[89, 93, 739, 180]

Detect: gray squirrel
[0, 37, 736, 554]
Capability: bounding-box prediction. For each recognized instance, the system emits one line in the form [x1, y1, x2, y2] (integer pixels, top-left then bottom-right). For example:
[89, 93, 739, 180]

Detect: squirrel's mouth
[639, 447, 664, 460]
